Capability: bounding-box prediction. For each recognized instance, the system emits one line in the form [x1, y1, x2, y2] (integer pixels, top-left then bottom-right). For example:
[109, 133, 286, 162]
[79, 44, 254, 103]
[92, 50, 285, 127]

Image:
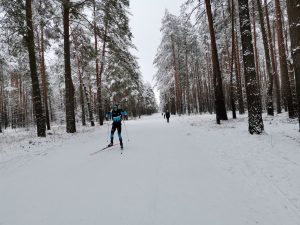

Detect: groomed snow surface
[0, 113, 300, 225]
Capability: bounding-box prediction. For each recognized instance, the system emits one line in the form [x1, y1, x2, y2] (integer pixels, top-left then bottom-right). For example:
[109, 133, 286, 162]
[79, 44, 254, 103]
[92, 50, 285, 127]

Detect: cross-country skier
[165, 110, 170, 123]
[108, 104, 123, 149]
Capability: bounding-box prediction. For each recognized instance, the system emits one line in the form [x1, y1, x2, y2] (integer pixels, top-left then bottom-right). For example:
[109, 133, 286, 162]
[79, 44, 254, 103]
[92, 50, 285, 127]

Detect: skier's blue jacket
[112, 109, 123, 123]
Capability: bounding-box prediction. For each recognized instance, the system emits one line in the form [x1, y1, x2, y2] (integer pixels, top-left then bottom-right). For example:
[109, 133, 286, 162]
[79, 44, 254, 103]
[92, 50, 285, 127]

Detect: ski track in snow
[0, 113, 300, 225]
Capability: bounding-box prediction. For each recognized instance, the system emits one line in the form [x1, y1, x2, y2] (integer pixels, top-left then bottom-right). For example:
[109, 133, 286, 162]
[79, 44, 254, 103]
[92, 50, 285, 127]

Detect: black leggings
[111, 122, 122, 141]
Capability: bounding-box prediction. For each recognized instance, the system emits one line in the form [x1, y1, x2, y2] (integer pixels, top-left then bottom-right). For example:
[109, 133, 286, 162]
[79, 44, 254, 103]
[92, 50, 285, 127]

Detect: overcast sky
[129, 0, 183, 102]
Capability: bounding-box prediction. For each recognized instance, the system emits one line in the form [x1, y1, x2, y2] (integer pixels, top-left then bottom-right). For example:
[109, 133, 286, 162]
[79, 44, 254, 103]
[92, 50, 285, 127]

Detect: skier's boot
[107, 137, 114, 147]
[120, 139, 123, 150]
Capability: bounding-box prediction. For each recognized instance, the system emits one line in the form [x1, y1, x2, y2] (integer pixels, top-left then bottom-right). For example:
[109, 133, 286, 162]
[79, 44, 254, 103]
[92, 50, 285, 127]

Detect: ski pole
[107, 123, 110, 142]
[123, 121, 130, 142]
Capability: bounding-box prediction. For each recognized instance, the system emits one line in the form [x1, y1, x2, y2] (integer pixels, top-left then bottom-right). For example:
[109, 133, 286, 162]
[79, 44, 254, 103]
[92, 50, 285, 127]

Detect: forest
[154, 0, 299, 134]
[1, 1, 300, 224]
[0, 0, 299, 137]
[0, 0, 157, 137]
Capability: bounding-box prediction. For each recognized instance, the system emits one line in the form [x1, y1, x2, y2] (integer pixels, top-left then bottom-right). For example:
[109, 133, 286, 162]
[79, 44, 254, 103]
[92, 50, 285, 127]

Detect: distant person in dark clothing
[105, 112, 109, 121]
[123, 110, 128, 120]
[165, 110, 170, 123]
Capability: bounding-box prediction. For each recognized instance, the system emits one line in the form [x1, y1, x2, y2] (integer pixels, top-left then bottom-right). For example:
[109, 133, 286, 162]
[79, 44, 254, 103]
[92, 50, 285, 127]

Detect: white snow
[0, 113, 300, 225]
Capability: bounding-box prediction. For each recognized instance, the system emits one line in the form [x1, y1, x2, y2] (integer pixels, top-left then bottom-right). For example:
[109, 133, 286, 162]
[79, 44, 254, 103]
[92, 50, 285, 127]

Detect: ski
[90, 143, 119, 156]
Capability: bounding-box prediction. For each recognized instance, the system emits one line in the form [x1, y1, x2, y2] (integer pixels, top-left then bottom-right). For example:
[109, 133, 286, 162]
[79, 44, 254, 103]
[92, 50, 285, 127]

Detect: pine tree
[238, 0, 264, 134]
[264, 0, 281, 114]
[0, 0, 46, 136]
[256, 0, 274, 116]
[25, 0, 46, 137]
[63, 0, 76, 133]
[204, 0, 228, 123]
[274, 0, 295, 118]
[286, 0, 300, 131]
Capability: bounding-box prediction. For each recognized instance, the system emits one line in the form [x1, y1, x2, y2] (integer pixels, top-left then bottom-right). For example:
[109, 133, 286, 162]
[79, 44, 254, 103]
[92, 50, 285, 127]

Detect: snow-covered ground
[0, 113, 300, 225]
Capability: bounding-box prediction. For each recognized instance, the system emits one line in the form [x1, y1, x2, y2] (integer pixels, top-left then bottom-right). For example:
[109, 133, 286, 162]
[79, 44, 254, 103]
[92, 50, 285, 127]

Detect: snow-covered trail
[1, 113, 300, 225]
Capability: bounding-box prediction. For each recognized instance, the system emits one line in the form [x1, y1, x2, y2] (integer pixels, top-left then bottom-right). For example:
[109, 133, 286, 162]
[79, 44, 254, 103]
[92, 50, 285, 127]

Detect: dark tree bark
[84, 85, 95, 126]
[185, 38, 191, 115]
[238, 0, 264, 134]
[38, 24, 51, 130]
[274, 0, 295, 118]
[235, 31, 245, 114]
[72, 34, 86, 126]
[230, 0, 237, 119]
[286, 0, 300, 131]
[256, 0, 274, 115]
[97, 22, 108, 125]
[93, 0, 99, 126]
[91, 0, 101, 126]
[204, 0, 228, 123]
[171, 36, 182, 115]
[78, 64, 86, 126]
[25, 0, 46, 137]
[264, 0, 281, 114]
[0, 64, 3, 133]
[251, 1, 261, 93]
[63, 0, 76, 133]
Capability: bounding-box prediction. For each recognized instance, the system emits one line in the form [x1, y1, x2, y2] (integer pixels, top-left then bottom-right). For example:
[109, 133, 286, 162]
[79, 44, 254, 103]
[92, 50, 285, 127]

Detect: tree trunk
[251, 1, 262, 94]
[234, 31, 245, 114]
[93, 0, 98, 127]
[238, 0, 264, 134]
[286, 0, 300, 131]
[79, 66, 86, 126]
[38, 24, 51, 130]
[204, 0, 228, 123]
[63, 0, 76, 133]
[185, 38, 191, 115]
[171, 36, 181, 115]
[0, 64, 3, 133]
[264, 0, 281, 114]
[97, 22, 108, 126]
[256, 0, 274, 115]
[274, 0, 295, 118]
[73, 35, 86, 126]
[230, 0, 237, 119]
[25, 0, 46, 137]
[84, 85, 95, 126]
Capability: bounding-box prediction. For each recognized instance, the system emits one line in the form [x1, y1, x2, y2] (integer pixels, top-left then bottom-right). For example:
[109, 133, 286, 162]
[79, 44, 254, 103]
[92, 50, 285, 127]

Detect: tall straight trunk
[256, 0, 274, 115]
[93, 0, 98, 127]
[264, 0, 281, 113]
[274, 0, 295, 118]
[251, 2, 261, 91]
[39, 24, 51, 130]
[185, 38, 191, 115]
[97, 22, 108, 125]
[238, 0, 264, 134]
[230, 0, 237, 119]
[177, 44, 183, 114]
[204, 0, 228, 123]
[78, 65, 86, 126]
[171, 36, 181, 115]
[273, 22, 284, 111]
[286, 0, 300, 131]
[205, 44, 214, 114]
[18, 76, 23, 127]
[0, 64, 3, 133]
[84, 85, 94, 126]
[63, 0, 76, 133]
[25, 0, 46, 137]
[235, 31, 245, 114]
[73, 35, 86, 126]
